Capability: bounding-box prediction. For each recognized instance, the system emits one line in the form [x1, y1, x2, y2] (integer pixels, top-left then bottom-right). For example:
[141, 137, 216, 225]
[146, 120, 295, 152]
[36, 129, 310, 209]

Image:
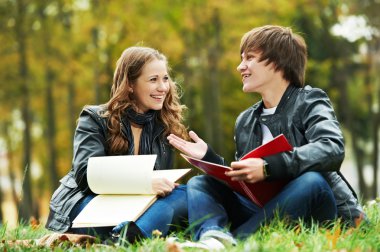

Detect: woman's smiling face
[133, 59, 170, 113]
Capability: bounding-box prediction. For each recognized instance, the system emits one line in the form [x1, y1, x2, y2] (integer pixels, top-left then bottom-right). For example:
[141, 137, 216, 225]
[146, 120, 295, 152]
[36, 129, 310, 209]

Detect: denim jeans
[187, 172, 337, 240]
[68, 184, 187, 239]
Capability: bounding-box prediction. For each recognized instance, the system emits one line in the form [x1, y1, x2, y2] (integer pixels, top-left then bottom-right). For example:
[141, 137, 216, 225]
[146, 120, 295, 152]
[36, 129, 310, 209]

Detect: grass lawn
[1, 199, 379, 251]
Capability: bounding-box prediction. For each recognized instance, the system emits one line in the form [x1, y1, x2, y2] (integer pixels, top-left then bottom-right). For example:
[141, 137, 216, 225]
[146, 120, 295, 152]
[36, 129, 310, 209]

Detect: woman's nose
[158, 81, 169, 92]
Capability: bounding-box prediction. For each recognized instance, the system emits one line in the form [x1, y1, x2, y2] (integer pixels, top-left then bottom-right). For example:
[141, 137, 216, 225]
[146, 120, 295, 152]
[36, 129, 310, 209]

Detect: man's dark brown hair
[240, 25, 307, 87]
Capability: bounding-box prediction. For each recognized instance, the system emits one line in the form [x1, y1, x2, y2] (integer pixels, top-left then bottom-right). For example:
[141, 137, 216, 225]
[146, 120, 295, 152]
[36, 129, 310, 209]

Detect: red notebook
[181, 134, 293, 207]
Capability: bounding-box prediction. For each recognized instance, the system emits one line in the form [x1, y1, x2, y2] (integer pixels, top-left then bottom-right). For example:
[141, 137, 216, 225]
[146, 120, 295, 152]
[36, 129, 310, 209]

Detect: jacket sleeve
[265, 88, 345, 179]
[71, 109, 108, 193]
[202, 144, 226, 165]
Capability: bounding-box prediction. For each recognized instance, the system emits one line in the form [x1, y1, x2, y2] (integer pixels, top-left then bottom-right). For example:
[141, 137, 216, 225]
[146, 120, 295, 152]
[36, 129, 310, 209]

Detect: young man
[167, 25, 365, 249]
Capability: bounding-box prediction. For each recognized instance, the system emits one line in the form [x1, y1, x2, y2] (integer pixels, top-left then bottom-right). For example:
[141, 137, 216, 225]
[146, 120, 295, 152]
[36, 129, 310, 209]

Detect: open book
[181, 134, 293, 207]
[72, 155, 191, 228]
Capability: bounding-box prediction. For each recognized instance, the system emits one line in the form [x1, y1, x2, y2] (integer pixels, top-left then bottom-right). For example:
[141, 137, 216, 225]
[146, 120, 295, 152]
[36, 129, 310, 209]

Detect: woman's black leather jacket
[45, 105, 173, 232]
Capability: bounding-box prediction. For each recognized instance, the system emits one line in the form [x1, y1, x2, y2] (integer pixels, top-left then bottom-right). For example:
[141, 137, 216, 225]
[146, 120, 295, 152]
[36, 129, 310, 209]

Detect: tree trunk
[15, 0, 33, 222]
[39, 3, 59, 193]
[59, 2, 77, 148]
[332, 61, 371, 199]
[371, 39, 380, 198]
[91, 0, 101, 104]
[3, 122, 20, 217]
[45, 70, 59, 191]
[207, 9, 222, 154]
[351, 130, 371, 198]
[365, 40, 379, 199]
[202, 9, 222, 153]
[68, 82, 76, 142]
[364, 45, 376, 200]
[0, 181, 3, 224]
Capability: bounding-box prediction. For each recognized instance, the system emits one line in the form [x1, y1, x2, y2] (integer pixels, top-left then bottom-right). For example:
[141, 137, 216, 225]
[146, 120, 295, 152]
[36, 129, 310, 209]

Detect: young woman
[45, 46, 189, 241]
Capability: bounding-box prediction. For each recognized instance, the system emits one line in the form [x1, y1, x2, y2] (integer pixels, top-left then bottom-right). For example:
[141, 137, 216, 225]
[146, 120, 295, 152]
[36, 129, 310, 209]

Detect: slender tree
[60, 2, 77, 146]
[91, 0, 101, 104]
[15, 0, 33, 222]
[203, 8, 222, 152]
[2, 122, 21, 218]
[37, 1, 59, 193]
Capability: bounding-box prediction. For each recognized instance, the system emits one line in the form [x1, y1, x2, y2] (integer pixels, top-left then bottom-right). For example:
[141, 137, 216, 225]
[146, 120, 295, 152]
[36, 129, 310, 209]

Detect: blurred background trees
[0, 0, 379, 225]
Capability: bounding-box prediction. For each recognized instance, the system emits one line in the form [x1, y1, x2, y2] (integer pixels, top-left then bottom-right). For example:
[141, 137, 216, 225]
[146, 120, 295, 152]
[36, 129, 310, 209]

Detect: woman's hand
[152, 178, 177, 197]
[225, 158, 265, 183]
[167, 131, 208, 159]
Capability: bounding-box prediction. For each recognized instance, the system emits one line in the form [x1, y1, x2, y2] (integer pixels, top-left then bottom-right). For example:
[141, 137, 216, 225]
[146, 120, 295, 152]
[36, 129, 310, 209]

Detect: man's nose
[237, 61, 247, 72]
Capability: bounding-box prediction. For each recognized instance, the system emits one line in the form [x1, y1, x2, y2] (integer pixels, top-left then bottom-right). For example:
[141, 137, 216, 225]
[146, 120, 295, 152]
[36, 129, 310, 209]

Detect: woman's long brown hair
[104, 46, 188, 154]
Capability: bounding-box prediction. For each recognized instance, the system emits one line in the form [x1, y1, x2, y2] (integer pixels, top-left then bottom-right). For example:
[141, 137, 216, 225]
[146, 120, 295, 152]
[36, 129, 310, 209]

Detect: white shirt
[261, 106, 277, 144]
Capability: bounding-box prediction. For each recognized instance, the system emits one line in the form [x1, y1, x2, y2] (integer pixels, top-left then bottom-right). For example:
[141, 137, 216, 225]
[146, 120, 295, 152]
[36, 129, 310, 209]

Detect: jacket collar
[252, 84, 299, 116]
[152, 119, 165, 139]
[120, 115, 165, 140]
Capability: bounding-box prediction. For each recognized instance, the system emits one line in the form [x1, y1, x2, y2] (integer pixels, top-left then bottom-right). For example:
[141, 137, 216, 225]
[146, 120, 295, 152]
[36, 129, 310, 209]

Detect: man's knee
[188, 175, 211, 189]
[299, 172, 328, 190]
[301, 171, 322, 180]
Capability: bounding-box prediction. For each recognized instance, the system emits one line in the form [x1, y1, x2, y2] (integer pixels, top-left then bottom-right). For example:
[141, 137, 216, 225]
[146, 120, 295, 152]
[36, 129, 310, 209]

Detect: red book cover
[181, 134, 293, 207]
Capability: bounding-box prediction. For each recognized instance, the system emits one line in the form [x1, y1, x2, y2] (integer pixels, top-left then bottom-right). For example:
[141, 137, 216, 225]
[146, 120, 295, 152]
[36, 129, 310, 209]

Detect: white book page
[152, 169, 191, 182]
[72, 194, 157, 227]
[73, 167, 191, 228]
[87, 155, 157, 195]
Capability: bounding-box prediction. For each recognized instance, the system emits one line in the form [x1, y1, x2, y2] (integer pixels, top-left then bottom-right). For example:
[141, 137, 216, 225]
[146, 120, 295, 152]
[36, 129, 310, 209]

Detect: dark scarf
[123, 107, 157, 155]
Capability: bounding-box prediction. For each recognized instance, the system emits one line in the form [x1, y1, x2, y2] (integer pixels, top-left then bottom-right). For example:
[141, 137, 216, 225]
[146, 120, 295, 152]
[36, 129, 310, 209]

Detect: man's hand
[167, 131, 208, 159]
[152, 178, 177, 197]
[225, 158, 266, 183]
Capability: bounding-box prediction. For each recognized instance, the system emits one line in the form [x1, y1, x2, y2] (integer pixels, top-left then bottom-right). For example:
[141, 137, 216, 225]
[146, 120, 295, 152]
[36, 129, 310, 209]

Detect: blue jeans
[187, 172, 337, 240]
[68, 184, 188, 239]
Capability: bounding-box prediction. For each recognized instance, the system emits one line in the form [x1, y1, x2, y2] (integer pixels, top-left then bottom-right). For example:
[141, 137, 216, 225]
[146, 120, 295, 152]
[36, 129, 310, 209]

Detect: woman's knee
[163, 185, 187, 205]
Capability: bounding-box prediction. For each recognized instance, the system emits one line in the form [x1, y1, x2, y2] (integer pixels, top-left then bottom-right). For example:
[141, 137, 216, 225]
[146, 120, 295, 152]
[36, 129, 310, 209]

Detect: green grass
[1, 199, 379, 251]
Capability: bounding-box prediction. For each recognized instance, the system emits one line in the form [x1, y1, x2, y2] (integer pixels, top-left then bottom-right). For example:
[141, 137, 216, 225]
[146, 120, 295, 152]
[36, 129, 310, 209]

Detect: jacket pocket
[45, 208, 71, 232]
[49, 175, 78, 208]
